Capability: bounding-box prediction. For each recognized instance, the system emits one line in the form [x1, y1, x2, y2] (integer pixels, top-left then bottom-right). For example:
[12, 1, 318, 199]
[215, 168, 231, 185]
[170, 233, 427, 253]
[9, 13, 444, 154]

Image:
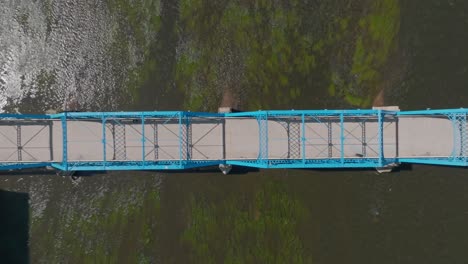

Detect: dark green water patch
[173, 0, 404, 111]
[0, 172, 162, 263]
[393, 0, 468, 109]
[181, 179, 311, 263]
[328, 0, 401, 107]
[158, 166, 468, 264]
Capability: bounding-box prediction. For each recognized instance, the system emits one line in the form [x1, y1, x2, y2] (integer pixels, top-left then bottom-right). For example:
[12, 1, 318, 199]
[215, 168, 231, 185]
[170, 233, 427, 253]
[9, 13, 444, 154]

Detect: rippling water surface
[0, 0, 139, 112]
[1, 0, 468, 263]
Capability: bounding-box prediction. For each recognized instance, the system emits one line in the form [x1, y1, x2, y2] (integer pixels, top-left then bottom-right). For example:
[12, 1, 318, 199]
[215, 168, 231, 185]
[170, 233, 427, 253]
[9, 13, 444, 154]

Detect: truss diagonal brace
[257, 113, 269, 165]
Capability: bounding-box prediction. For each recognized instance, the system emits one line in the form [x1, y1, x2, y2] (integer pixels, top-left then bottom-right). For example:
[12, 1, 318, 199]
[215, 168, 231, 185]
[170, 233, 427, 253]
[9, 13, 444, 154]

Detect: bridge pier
[219, 164, 232, 174]
[376, 163, 399, 173]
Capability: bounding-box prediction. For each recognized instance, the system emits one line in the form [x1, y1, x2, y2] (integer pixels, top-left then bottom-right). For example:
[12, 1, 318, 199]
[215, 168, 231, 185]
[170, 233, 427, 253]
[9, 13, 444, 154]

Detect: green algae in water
[30, 184, 161, 263]
[328, 0, 401, 107]
[182, 180, 311, 263]
[106, 0, 162, 107]
[176, 0, 322, 111]
[175, 0, 402, 111]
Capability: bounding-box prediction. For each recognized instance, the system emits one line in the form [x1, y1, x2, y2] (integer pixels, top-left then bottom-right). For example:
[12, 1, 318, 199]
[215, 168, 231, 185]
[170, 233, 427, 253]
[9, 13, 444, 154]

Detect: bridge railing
[0, 108, 467, 171]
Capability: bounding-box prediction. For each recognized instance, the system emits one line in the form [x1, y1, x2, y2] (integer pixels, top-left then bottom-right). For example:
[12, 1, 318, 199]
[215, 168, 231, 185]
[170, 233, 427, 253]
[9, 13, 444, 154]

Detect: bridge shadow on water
[62, 164, 417, 178]
[0, 189, 29, 264]
[293, 163, 414, 174]
[67, 166, 259, 178]
[187, 166, 260, 175]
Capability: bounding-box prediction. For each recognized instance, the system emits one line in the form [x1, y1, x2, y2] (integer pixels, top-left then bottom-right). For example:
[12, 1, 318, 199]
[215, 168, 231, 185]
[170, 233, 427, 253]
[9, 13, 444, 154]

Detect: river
[1, 0, 468, 263]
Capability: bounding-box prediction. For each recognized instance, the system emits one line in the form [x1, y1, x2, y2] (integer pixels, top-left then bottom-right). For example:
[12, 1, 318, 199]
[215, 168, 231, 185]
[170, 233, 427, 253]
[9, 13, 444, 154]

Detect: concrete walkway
[0, 115, 458, 163]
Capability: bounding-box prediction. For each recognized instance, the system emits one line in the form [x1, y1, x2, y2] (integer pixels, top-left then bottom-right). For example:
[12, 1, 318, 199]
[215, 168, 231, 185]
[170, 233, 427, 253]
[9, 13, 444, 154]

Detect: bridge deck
[0, 109, 466, 171]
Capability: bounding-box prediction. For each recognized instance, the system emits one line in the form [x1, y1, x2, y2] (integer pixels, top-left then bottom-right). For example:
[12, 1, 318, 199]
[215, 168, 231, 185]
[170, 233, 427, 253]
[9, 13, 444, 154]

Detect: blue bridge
[0, 107, 466, 173]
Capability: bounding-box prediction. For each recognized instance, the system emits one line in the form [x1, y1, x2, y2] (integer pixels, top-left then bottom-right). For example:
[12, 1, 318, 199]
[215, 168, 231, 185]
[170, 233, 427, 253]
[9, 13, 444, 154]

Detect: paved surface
[0, 115, 459, 163]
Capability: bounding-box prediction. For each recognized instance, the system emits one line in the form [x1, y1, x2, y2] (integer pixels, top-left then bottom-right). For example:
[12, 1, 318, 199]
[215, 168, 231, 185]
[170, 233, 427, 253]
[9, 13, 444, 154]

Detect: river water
[1, 0, 468, 263]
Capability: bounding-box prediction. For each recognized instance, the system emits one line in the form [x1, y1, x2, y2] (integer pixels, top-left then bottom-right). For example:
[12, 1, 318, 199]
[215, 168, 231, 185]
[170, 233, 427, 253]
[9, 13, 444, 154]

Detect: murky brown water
[1, 0, 468, 263]
[160, 166, 468, 263]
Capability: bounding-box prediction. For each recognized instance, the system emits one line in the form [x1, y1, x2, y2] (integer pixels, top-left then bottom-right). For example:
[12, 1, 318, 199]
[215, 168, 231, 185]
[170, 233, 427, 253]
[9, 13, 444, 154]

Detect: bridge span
[0, 108, 466, 173]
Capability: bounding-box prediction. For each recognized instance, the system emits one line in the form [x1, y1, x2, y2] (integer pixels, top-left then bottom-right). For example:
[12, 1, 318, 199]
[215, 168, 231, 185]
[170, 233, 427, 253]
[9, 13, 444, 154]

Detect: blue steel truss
[0, 108, 466, 172]
[398, 108, 468, 166]
[223, 109, 396, 169]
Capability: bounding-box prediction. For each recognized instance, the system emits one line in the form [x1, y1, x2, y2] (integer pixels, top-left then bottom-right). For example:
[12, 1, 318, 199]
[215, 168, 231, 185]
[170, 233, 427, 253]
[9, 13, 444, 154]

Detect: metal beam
[398, 158, 468, 167]
[102, 115, 107, 168]
[186, 115, 192, 161]
[1, 162, 51, 170]
[361, 121, 367, 157]
[301, 114, 305, 163]
[328, 119, 333, 158]
[340, 113, 344, 163]
[378, 110, 384, 167]
[226, 109, 384, 117]
[0, 114, 50, 119]
[449, 112, 467, 164]
[398, 108, 468, 115]
[228, 158, 387, 169]
[178, 112, 183, 165]
[154, 122, 159, 160]
[16, 125, 22, 161]
[61, 113, 68, 171]
[142, 114, 146, 164]
[257, 112, 269, 166]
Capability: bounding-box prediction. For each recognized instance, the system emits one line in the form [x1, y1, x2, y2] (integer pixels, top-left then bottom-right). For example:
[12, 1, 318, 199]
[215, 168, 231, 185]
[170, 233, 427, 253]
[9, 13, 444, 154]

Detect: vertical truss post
[186, 115, 192, 161]
[461, 113, 467, 163]
[154, 123, 158, 160]
[16, 125, 22, 161]
[377, 110, 384, 166]
[450, 113, 457, 161]
[340, 113, 344, 164]
[361, 121, 367, 157]
[301, 113, 306, 163]
[111, 123, 116, 160]
[102, 115, 107, 168]
[327, 119, 333, 158]
[178, 112, 183, 166]
[141, 114, 146, 164]
[257, 112, 269, 166]
[448, 113, 461, 161]
[460, 113, 467, 163]
[61, 113, 68, 171]
[49, 121, 54, 161]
